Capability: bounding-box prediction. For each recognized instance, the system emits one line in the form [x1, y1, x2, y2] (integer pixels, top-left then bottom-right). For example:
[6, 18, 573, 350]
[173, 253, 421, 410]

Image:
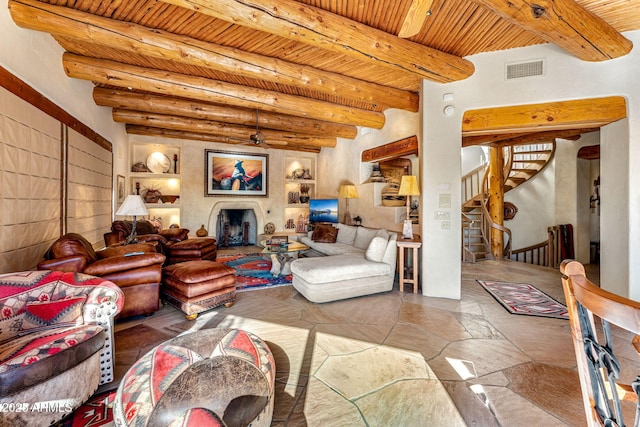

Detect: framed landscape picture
[205, 150, 268, 197]
[116, 174, 125, 205]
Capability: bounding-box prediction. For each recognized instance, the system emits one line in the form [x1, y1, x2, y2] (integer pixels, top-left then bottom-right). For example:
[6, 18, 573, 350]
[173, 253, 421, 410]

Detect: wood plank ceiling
[8, 0, 639, 152]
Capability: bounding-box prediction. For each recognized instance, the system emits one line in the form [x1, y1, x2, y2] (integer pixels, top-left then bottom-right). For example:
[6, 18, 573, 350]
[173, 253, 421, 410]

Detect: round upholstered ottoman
[113, 328, 275, 427]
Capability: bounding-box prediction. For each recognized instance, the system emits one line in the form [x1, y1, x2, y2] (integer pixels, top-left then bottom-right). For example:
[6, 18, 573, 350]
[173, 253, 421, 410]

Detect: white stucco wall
[601, 120, 631, 297]
[317, 108, 421, 232]
[422, 84, 462, 298]
[424, 30, 640, 299]
[461, 146, 487, 176]
[503, 157, 556, 249]
[1, 1, 129, 201]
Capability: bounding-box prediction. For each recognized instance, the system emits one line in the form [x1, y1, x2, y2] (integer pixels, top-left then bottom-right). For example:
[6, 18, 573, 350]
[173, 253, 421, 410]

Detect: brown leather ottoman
[166, 237, 217, 265]
[162, 260, 236, 320]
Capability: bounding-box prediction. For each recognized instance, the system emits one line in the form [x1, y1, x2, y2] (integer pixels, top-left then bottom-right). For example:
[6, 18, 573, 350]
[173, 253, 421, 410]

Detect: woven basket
[131, 162, 149, 172]
[381, 180, 406, 206]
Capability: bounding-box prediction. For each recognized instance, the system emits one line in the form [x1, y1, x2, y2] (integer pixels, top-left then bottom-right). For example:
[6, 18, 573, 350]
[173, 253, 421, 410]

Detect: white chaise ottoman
[290, 254, 394, 303]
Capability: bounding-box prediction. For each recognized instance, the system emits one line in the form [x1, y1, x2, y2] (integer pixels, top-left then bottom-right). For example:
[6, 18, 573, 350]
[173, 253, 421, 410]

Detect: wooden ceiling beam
[112, 110, 337, 148]
[462, 96, 627, 136]
[160, 0, 474, 83]
[471, 0, 632, 61]
[92, 88, 357, 139]
[62, 53, 386, 129]
[126, 125, 322, 153]
[462, 128, 599, 147]
[9, 0, 418, 112]
[578, 145, 600, 160]
[361, 136, 419, 162]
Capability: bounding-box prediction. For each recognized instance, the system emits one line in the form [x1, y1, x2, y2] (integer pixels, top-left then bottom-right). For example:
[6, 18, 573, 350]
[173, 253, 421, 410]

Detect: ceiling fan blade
[398, 0, 434, 38]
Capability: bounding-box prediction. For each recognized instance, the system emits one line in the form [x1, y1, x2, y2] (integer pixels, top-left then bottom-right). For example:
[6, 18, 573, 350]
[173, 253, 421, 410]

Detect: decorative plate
[146, 152, 171, 173]
[264, 222, 276, 234]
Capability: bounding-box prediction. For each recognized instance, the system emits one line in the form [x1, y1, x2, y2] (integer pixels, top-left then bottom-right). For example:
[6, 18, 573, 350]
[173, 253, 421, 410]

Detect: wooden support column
[488, 146, 504, 259]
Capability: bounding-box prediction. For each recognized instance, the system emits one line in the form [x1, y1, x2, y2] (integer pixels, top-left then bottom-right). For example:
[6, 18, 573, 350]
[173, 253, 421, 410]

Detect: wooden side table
[396, 236, 422, 293]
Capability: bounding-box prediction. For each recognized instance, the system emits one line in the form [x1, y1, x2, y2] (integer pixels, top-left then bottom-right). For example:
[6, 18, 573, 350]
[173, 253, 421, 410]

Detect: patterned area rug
[218, 253, 293, 291]
[476, 280, 569, 320]
[56, 390, 116, 427]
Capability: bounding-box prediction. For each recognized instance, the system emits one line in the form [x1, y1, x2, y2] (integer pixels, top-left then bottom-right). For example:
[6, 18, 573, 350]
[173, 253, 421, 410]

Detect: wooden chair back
[560, 260, 640, 427]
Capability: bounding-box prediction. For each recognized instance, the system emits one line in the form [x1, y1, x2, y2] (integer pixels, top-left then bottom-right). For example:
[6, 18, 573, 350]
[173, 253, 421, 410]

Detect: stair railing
[509, 225, 567, 268]
[476, 165, 513, 259]
[510, 241, 549, 266]
[462, 212, 480, 262]
[461, 163, 487, 203]
[478, 186, 512, 259]
[462, 141, 559, 263]
[461, 157, 513, 262]
[503, 145, 514, 180]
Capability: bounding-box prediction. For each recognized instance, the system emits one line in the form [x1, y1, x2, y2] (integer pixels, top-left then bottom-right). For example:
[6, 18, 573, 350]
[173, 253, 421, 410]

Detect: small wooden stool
[397, 236, 422, 293]
[162, 260, 236, 319]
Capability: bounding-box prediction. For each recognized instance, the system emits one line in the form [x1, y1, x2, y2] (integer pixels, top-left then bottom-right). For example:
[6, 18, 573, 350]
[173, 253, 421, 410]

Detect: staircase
[461, 142, 555, 262]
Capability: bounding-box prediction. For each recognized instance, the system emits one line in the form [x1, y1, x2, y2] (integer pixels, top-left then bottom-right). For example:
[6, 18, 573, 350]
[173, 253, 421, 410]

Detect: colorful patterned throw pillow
[20, 296, 86, 334]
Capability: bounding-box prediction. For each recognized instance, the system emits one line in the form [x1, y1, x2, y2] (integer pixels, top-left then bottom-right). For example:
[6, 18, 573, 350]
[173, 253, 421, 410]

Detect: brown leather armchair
[37, 233, 166, 318]
[104, 220, 171, 249]
[104, 221, 217, 264]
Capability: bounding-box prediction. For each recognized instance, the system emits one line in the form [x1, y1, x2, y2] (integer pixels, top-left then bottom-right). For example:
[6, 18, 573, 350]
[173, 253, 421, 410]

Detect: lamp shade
[338, 184, 358, 199]
[398, 176, 420, 196]
[116, 195, 149, 216]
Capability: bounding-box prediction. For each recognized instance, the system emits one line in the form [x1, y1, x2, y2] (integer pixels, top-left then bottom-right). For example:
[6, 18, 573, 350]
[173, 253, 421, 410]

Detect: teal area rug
[218, 253, 293, 291]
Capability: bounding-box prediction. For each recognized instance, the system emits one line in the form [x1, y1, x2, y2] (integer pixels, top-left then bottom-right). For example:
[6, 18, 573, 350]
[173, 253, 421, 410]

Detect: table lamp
[398, 175, 420, 239]
[116, 195, 149, 244]
[339, 184, 358, 225]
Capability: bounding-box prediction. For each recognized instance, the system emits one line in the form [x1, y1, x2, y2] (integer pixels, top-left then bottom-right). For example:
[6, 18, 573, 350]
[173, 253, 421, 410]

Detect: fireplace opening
[216, 209, 258, 247]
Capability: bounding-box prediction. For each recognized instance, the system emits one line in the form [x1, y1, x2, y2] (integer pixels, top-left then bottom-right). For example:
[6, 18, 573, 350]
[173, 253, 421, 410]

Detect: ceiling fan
[250, 109, 266, 145]
[398, 0, 434, 38]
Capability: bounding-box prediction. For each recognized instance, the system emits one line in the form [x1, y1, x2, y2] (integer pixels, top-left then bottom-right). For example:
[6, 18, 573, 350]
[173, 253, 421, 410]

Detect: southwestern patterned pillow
[20, 296, 86, 334]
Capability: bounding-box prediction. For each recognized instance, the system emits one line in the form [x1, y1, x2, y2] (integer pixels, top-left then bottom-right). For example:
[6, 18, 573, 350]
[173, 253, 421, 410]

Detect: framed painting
[205, 150, 268, 197]
[116, 174, 126, 205]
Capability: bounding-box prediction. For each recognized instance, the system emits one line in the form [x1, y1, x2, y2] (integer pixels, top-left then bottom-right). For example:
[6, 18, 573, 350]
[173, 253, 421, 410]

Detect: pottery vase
[196, 225, 208, 237]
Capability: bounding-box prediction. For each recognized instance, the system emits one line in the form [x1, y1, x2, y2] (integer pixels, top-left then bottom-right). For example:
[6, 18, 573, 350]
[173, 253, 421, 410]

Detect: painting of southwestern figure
[205, 150, 268, 197]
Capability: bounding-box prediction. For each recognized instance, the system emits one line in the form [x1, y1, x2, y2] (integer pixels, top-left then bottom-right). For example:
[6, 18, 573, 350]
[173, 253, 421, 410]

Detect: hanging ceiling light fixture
[250, 109, 265, 145]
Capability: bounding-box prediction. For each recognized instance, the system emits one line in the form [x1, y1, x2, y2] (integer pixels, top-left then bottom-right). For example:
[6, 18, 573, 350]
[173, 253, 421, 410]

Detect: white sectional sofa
[290, 223, 398, 303]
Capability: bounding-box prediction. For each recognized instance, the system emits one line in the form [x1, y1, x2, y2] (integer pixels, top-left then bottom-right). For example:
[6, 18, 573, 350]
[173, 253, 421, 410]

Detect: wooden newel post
[488, 147, 504, 259]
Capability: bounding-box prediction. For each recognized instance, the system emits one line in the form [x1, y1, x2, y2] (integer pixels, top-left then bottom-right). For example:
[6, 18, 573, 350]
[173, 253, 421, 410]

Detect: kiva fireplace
[216, 209, 258, 247]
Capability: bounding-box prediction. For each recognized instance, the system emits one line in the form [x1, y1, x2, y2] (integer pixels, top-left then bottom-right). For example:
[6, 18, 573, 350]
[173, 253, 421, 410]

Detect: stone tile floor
[107, 259, 610, 426]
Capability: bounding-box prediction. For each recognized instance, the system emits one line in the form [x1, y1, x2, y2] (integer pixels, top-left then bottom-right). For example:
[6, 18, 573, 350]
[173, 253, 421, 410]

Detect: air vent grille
[506, 60, 544, 79]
